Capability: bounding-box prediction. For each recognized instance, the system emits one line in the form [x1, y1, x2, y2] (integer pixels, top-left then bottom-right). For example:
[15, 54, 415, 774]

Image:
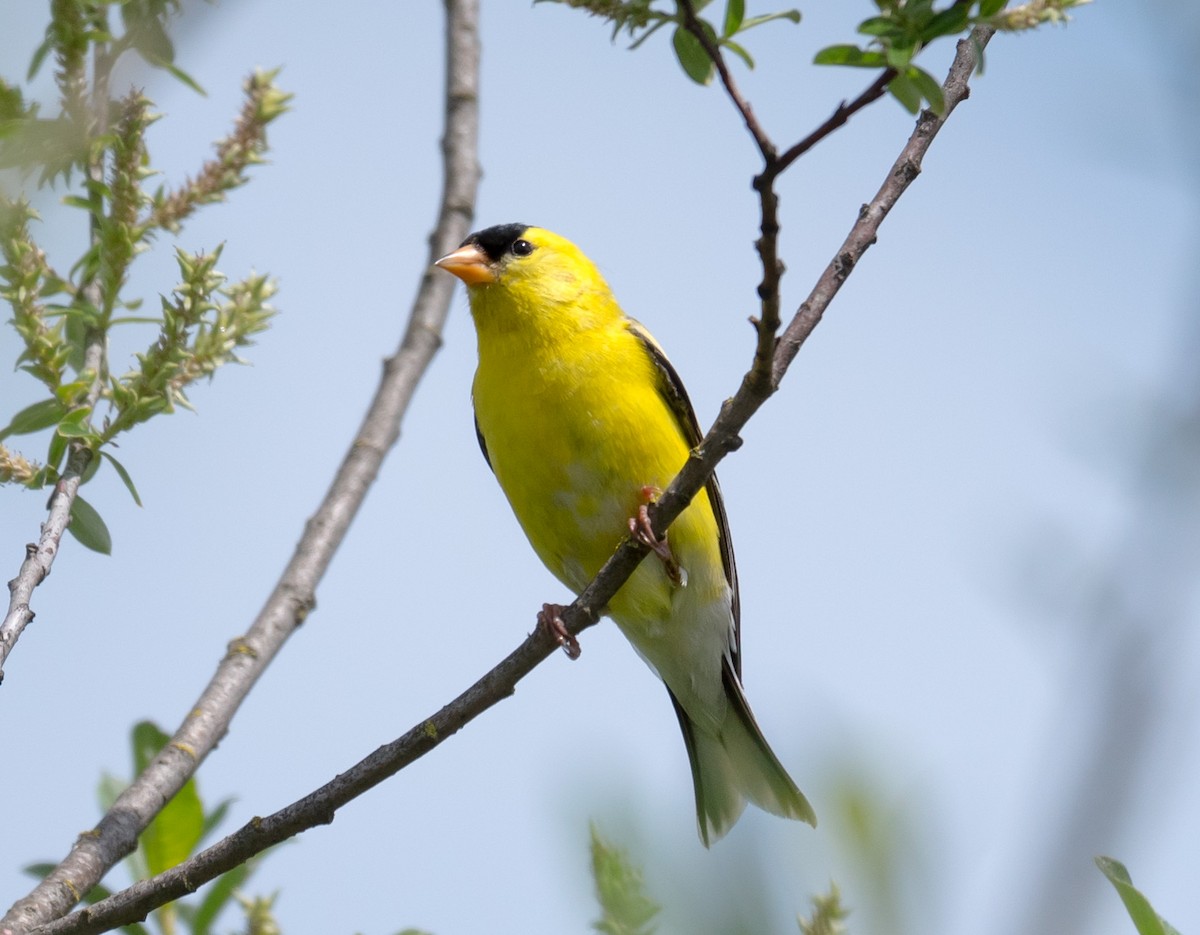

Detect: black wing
[627, 320, 742, 676]
[473, 404, 493, 472]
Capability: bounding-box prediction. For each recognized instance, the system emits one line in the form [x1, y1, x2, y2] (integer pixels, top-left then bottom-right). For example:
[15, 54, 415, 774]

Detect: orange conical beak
[434, 243, 496, 285]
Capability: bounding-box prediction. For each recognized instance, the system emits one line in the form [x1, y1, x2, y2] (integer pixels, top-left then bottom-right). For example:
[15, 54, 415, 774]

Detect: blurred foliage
[586, 824, 852, 934]
[797, 886, 849, 935]
[0, 0, 287, 552]
[1096, 858, 1181, 935]
[591, 824, 661, 935]
[825, 770, 920, 935]
[26, 720, 277, 935]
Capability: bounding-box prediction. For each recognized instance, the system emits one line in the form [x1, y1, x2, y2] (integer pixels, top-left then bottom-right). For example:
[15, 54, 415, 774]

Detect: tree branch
[0, 1, 480, 931]
[1, 455, 88, 681]
[772, 69, 895, 179]
[678, 0, 776, 163]
[772, 28, 994, 382]
[673, 1, 894, 395]
[28, 25, 994, 935]
[0, 36, 113, 685]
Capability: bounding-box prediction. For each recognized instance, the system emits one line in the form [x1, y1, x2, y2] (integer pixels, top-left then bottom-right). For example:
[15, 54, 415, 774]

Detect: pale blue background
[1, 3, 1196, 934]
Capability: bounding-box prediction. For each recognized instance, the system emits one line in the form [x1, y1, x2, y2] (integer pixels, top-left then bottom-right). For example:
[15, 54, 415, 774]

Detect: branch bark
[0, 1, 480, 931]
[0, 39, 112, 684]
[28, 26, 994, 935]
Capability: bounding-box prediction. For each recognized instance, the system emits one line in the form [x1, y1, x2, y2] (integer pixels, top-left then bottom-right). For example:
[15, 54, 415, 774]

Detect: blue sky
[1, 3, 1196, 934]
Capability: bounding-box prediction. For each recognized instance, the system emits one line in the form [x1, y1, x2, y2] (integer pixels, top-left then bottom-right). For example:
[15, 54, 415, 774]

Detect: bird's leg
[537, 602, 581, 660]
[629, 486, 686, 588]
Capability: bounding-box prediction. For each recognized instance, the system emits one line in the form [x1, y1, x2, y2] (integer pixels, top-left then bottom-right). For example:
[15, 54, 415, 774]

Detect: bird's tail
[670, 660, 816, 847]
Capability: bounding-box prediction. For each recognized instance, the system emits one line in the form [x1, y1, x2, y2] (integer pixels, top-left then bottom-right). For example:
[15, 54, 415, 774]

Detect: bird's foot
[629, 487, 686, 588]
[537, 602, 581, 660]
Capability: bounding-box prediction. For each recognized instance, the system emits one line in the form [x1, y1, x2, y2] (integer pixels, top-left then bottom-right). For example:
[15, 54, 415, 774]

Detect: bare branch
[772, 69, 895, 178]
[1, 467, 85, 681]
[28, 26, 993, 935]
[0, 0, 480, 931]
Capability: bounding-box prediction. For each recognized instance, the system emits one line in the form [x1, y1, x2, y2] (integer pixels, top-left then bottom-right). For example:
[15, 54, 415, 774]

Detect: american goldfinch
[435, 224, 815, 844]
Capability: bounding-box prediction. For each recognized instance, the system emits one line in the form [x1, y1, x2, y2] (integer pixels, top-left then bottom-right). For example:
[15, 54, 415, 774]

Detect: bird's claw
[629, 487, 686, 588]
[537, 602, 581, 660]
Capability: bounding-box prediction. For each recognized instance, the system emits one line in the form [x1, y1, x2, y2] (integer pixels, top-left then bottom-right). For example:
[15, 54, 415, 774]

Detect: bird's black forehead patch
[465, 223, 532, 262]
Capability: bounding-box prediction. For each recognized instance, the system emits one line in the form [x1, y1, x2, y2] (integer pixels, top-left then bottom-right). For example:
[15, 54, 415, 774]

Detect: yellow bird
[436, 224, 815, 844]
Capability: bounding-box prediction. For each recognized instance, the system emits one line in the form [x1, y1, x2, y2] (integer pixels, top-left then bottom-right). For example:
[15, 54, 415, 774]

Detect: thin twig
[772, 69, 895, 179]
[0, 1, 480, 931]
[30, 27, 993, 935]
[673, 1, 893, 391]
[1, 465, 84, 680]
[676, 0, 780, 388]
[772, 28, 993, 382]
[678, 0, 776, 162]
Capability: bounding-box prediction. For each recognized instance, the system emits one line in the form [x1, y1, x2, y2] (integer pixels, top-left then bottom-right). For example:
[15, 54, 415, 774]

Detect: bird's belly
[490, 420, 653, 595]
[473, 337, 730, 642]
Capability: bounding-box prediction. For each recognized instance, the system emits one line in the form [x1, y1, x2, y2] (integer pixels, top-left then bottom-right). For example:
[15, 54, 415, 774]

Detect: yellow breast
[471, 301, 723, 627]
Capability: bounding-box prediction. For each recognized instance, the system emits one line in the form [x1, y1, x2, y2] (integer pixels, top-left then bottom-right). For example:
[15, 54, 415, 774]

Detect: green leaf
[27, 36, 53, 81]
[199, 797, 234, 845]
[98, 772, 128, 812]
[590, 825, 659, 935]
[147, 57, 207, 96]
[740, 10, 801, 29]
[858, 15, 903, 37]
[906, 65, 946, 114]
[672, 24, 715, 85]
[1095, 857, 1180, 935]
[721, 38, 755, 70]
[190, 860, 252, 935]
[45, 432, 68, 475]
[0, 398, 64, 441]
[54, 406, 94, 438]
[100, 451, 143, 506]
[888, 72, 923, 113]
[45, 430, 68, 474]
[922, 4, 971, 40]
[722, 0, 744, 36]
[979, 0, 1007, 16]
[813, 44, 888, 67]
[132, 722, 205, 877]
[885, 41, 915, 69]
[626, 18, 669, 50]
[80, 450, 102, 483]
[68, 494, 112, 554]
[120, 1, 175, 64]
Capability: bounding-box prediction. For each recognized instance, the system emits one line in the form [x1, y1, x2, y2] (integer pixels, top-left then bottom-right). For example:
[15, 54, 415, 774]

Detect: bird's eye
[511, 239, 535, 257]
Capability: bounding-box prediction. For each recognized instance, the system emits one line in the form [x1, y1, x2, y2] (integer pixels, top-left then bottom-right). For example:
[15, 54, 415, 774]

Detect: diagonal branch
[0, 1, 481, 932]
[0, 44, 113, 685]
[29, 27, 993, 935]
[772, 69, 895, 178]
[1, 450, 91, 681]
[772, 28, 994, 381]
[677, 0, 776, 162]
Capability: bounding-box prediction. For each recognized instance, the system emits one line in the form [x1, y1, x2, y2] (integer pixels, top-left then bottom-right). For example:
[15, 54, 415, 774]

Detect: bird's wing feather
[473, 404, 493, 472]
[626, 319, 742, 675]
